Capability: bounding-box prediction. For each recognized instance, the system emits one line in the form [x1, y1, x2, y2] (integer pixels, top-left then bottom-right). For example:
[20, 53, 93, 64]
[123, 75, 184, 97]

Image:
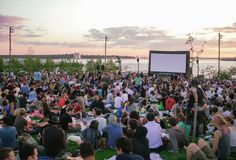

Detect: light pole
[9, 26, 14, 72]
[104, 36, 108, 68]
[137, 57, 139, 73]
[218, 33, 222, 76]
[196, 56, 199, 77]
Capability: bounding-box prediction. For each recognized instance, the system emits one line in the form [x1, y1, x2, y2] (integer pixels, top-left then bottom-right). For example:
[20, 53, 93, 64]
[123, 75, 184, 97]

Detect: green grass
[65, 141, 186, 160]
[159, 150, 186, 160]
[94, 149, 186, 160]
[32, 136, 187, 160]
[95, 149, 116, 160]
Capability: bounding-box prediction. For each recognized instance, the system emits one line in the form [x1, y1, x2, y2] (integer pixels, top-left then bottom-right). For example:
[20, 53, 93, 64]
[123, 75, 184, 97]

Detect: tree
[33, 58, 42, 71]
[0, 57, 4, 72]
[23, 57, 34, 72]
[186, 34, 206, 76]
[44, 58, 55, 71]
[106, 59, 119, 71]
[85, 59, 97, 72]
[9, 58, 24, 72]
[23, 57, 42, 72]
[58, 59, 83, 74]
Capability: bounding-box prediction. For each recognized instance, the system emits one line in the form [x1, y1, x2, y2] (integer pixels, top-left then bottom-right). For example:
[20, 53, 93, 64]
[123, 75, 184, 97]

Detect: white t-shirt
[229, 127, 236, 147]
[114, 96, 123, 108]
[223, 111, 231, 117]
[126, 88, 134, 96]
[121, 93, 128, 103]
[95, 116, 107, 134]
[144, 121, 163, 149]
[106, 93, 113, 103]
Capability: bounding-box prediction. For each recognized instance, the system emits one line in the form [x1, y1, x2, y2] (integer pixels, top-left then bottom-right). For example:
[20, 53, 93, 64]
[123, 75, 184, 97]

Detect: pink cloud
[0, 14, 27, 42]
[0, 14, 27, 25]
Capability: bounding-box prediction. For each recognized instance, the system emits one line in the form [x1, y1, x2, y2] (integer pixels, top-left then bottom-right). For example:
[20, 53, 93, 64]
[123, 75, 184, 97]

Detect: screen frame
[148, 50, 190, 74]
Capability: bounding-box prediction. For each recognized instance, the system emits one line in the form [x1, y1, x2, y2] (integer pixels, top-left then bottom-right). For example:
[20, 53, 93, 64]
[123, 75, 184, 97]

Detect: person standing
[188, 79, 207, 138]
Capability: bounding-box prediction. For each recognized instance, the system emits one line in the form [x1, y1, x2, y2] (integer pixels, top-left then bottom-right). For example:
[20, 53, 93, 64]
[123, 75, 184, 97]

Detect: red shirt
[58, 98, 66, 108]
[165, 98, 176, 110]
[72, 104, 82, 113]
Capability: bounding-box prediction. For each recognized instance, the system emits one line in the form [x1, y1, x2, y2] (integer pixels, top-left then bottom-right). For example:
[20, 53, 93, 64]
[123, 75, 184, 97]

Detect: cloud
[16, 41, 95, 48]
[206, 22, 236, 33]
[84, 26, 185, 49]
[21, 27, 48, 38]
[0, 14, 27, 25]
[206, 38, 236, 48]
[0, 33, 8, 41]
[0, 15, 29, 41]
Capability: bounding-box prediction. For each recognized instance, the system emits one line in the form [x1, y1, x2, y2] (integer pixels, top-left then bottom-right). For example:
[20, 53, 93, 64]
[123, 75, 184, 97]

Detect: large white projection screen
[149, 52, 187, 73]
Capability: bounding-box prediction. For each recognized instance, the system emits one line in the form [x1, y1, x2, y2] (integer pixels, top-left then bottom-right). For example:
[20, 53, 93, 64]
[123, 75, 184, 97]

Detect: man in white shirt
[106, 90, 114, 104]
[126, 88, 134, 96]
[93, 108, 107, 135]
[114, 92, 123, 109]
[121, 90, 128, 103]
[144, 112, 163, 150]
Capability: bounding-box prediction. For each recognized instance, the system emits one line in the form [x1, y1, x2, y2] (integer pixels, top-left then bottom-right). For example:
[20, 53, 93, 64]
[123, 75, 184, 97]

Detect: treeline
[0, 57, 120, 74]
[81, 55, 135, 59]
[0, 54, 135, 59]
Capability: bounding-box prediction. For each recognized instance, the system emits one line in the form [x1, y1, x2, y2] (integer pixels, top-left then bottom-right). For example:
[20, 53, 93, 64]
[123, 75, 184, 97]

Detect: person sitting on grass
[132, 126, 150, 160]
[93, 108, 107, 135]
[102, 115, 123, 149]
[41, 116, 66, 158]
[0, 148, 16, 160]
[19, 143, 38, 160]
[13, 108, 32, 136]
[0, 116, 19, 150]
[225, 116, 236, 153]
[143, 112, 163, 151]
[80, 142, 95, 160]
[185, 114, 230, 160]
[116, 137, 144, 160]
[70, 99, 83, 119]
[125, 118, 138, 139]
[81, 120, 101, 150]
[60, 104, 81, 134]
[168, 117, 188, 152]
[177, 113, 191, 138]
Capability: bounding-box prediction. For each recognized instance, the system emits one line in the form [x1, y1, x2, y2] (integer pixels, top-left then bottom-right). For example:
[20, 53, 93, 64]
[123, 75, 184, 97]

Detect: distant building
[74, 52, 81, 59]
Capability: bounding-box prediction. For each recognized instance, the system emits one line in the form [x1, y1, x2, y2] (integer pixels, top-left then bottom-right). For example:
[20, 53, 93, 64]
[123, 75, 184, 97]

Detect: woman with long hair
[186, 114, 230, 160]
[132, 126, 150, 160]
[81, 120, 101, 149]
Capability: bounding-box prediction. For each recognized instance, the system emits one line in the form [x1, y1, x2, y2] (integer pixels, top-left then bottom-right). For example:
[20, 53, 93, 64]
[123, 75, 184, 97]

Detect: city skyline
[0, 0, 236, 57]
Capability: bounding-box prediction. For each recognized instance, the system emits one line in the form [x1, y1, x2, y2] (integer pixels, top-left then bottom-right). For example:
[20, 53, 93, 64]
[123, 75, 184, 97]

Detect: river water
[75, 58, 235, 75]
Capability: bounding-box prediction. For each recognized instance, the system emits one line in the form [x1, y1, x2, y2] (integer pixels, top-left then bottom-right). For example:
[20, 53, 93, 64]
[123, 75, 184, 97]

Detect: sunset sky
[0, 0, 236, 57]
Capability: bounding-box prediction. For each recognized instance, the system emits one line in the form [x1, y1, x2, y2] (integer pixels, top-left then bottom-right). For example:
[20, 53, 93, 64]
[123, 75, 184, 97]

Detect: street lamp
[9, 26, 14, 72]
[104, 36, 108, 68]
[137, 57, 139, 73]
[218, 33, 223, 76]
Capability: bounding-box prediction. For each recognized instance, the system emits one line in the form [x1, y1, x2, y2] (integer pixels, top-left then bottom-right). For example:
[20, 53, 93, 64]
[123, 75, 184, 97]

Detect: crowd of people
[0, 70, 235, 160]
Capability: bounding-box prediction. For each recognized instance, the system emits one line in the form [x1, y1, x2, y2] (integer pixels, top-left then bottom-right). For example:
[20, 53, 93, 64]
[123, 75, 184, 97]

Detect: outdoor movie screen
[149, 50, 189, 74]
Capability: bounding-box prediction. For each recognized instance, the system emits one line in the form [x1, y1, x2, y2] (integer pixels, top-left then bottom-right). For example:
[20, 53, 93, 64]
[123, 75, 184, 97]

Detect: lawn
[95, 148, 186, 160]
[33, 134, 187, 160]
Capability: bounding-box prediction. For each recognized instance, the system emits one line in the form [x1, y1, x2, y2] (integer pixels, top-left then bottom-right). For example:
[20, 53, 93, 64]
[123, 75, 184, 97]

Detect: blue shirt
[34, 71, 42, 81]
[103, 124, 123, 148]
[5, 106, 14, 118]
[28, 90, 37, 102]
[21, 85, 29, 93]
[0, 126, 19, 150]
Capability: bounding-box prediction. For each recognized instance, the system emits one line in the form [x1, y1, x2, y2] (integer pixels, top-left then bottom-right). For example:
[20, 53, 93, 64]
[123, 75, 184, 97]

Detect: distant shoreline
[0, 54, 236, 61]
